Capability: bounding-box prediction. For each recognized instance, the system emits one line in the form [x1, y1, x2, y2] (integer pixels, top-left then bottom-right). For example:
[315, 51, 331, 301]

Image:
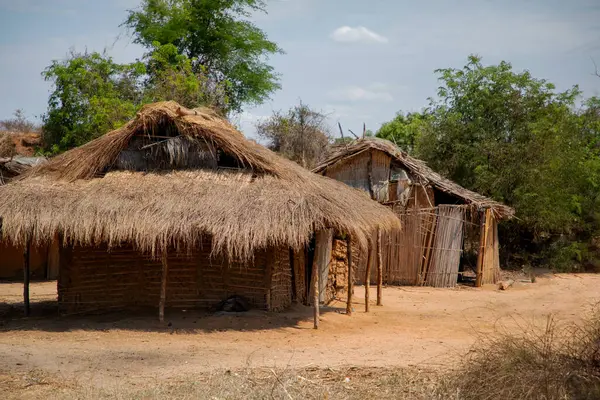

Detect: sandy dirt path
[0, 274, 598, 388]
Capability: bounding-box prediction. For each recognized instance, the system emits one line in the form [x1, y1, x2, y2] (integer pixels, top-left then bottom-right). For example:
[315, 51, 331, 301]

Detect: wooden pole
[23, 238, 31, 317]
[364, 240, 372, 313]
[159, 252, 168, 322]
[475, 211, 487, 288]
[346, 235, 353, 316]
[313, 260, 319, 329]
[377, 228, 383, 306]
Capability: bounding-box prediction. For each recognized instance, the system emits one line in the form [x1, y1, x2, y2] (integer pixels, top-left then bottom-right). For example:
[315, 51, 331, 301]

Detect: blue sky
[1, 0, 599, 139]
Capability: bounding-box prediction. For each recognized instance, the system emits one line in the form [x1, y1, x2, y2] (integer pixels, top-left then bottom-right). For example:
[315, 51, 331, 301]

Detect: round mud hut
[0, 102, 399, 323]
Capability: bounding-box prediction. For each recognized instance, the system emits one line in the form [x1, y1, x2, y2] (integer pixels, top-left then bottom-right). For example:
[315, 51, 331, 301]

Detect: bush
[448, 313, 600, 399]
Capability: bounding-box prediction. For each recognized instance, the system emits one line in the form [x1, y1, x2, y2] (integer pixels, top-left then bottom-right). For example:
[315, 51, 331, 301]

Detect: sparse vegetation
[257, 101, 331, 168]
[0, 133, 16, 158]
[446, 313, 600, 400]
[0, 109, 39, 133]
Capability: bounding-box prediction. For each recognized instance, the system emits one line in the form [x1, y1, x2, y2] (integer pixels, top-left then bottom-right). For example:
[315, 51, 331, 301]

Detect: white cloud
[328, 84, 394, 102]
[330, 26, 388, 44]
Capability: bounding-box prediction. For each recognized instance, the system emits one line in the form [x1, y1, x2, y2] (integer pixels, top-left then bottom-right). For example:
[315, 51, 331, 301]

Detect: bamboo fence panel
[424, 206, 465, 287]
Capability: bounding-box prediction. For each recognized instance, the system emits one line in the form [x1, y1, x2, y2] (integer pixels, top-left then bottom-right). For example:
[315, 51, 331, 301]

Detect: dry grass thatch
[313, 137, 514, 219]
[0, 102, 399, 259]
[0, 156, 46, 185]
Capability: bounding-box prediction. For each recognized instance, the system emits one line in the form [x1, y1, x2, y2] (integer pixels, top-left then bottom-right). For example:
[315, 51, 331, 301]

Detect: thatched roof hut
[313, 137, 513, 288]
[0, 156, 52, 281]
[313, 137, 514, 219]
[0, 102, 398, 319]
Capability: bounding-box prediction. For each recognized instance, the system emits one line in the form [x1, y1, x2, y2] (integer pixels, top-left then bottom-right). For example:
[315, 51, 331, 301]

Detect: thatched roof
[0, 102, 399, 259]
[0, 156, 46, 184]
[313, 137, 514, 219]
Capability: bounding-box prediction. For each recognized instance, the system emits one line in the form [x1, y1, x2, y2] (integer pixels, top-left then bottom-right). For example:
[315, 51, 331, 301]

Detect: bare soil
[1, 273, 599, 395]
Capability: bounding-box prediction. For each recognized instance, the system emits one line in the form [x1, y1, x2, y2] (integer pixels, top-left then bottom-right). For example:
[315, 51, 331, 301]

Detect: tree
[41, 47, 229, 153]
[124, 0, 283, 113]
[144, 43, 229, 113]
[41, 51, 146, 153]
[376, 111, 430, 154]
[0, 109, 39, 133]
[257, 102, 330, 168]
[404, 55, 600, 269]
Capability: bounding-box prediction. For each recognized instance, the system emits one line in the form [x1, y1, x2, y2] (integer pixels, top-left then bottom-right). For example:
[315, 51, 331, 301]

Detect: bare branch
[348, 129, 359, 139]
[591, 57, 600, 78]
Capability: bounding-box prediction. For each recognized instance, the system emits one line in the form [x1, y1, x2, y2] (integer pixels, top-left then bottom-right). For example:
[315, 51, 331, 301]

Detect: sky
[1, 0, 600, 140]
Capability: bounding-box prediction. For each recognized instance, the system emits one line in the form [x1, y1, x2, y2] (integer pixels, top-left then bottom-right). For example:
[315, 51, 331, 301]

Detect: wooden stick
[313, 260, 319, 329]
[475, 211, 487, 288]
[346, 235, 353, 316]
[159, 252, 168, 322]
[364, 238, 373, 312]
[23, 238, 31, 317]
[377, 228, 383, 306]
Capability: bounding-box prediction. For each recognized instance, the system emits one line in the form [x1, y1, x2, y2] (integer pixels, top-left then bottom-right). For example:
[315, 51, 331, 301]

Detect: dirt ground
[1, 273, 599, 392]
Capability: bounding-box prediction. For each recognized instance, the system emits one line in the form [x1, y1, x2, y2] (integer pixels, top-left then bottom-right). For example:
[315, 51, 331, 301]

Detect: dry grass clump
[0, 132, 16, 158]
[3, 367, 452, 400]
[448, 313, 600, 400]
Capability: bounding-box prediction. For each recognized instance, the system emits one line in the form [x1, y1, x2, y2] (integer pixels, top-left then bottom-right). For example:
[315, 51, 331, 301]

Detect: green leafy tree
[41, 51, 146, 153]
[257, 102, 330, 168]
[404, 55, 600, 269]
[144, 43, 229, 113]
[376, 111, 431, 153]
[124, 0, 283, 113]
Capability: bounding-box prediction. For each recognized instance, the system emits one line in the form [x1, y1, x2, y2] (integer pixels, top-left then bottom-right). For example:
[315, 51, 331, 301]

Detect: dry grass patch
[448, 313, 600, 400]
[2, 367, 452, 400]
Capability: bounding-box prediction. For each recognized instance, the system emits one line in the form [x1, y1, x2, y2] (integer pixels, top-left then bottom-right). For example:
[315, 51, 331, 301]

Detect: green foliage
[376, 111, 431, 153]
[41, 51, 146, 154]
[124, 0, 283, 113]
[257, 102, 330, 168]
[144, 42, 229, 112]
[380, 55, 600, 270]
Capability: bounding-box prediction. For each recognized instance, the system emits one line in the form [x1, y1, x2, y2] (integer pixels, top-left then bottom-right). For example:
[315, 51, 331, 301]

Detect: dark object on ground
[214, 295, 250, 312]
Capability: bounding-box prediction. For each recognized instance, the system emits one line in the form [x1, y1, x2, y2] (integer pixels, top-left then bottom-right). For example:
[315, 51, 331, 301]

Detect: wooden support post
[346, 235, 353, 316]
[377, 228, 383, 306]
[475, 211, 486, 288]
[159, 252, 168, 322]
[23, 238, 31, 317]
[313, 263, 319, 329]
[364, 241, 372, 313]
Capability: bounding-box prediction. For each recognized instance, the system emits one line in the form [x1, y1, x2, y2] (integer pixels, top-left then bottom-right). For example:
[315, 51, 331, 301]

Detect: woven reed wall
[386, 208, 424, 285]
[325, 151, 370, 193]
[371, 151, 392, 201]
[58, 239, 293, 314]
